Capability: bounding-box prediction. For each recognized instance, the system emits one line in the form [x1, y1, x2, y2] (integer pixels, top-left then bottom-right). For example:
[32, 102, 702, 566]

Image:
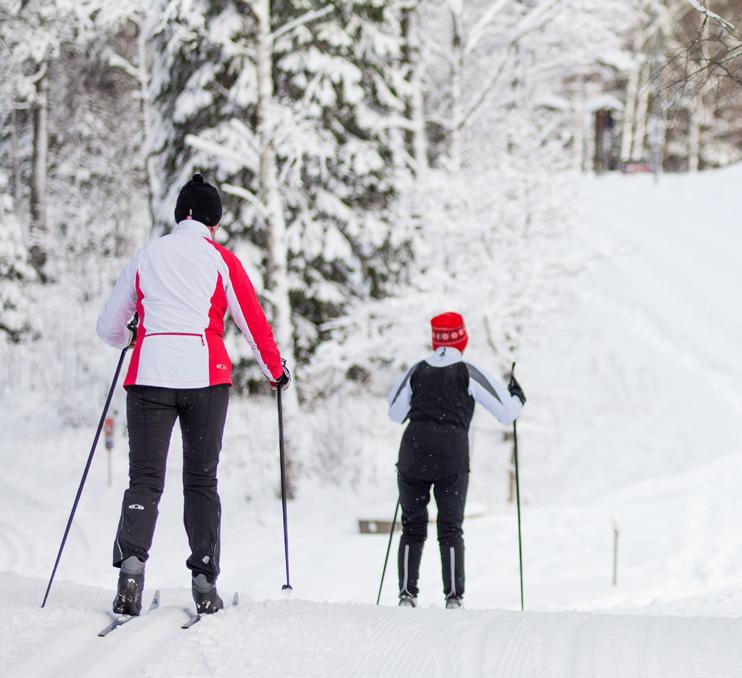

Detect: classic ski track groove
[350, 607, 494, 677]
[10, 614, 107, 678]
[11, 599, 182, 678]
[494, 612, 541, 677]
[64, 606, 186, 678]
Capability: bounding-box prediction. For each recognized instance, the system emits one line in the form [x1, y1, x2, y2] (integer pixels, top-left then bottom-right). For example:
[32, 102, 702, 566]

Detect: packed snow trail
[2, 574, 742, 677]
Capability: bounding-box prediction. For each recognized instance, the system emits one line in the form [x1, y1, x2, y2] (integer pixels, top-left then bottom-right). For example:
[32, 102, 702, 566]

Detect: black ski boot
[445, 595, 463, 609]
[113, 556, 145, 616]
[398, 592, 417, 608]
[192, 574, 224, 614]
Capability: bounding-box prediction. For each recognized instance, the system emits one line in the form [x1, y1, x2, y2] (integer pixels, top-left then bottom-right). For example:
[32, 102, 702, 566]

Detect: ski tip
[181, 612, 201, 630]
[232, 592, 240, 607]
[147, 589, 161, 613]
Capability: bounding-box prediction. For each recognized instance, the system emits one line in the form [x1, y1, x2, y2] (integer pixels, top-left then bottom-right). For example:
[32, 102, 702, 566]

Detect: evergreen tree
[148, 0, 410, 382]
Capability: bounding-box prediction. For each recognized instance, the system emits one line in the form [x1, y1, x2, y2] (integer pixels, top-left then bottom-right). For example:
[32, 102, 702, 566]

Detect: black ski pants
[113, 385, 229, 582]
[397, 470, 468, 599]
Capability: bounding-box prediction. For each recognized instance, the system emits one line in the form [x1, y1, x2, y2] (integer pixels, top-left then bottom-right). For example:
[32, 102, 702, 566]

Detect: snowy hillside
[1, 166, 742, 676]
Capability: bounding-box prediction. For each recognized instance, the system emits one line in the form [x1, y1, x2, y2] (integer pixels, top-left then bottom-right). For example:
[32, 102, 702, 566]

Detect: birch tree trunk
[30, 64, 49, 273]
[137, 17, 157, 230]
[688, 94, 701, 173]
[621, 63, 640, 163]
[11, 106, 21, 206]
[632, 64, 650, 162]
[401, 4, 429, 176]
[573, 78, 586, 172]
[255, 0, 300, 496]
[449, 2, 465, 171]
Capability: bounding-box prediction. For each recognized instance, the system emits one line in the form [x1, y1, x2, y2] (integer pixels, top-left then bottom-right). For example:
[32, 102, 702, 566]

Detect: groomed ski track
[3, 574, 742, 678]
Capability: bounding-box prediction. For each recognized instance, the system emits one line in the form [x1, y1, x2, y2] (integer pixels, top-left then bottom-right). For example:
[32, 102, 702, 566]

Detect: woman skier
[97, 174, 290, 616]
[387, 312, 526, 609]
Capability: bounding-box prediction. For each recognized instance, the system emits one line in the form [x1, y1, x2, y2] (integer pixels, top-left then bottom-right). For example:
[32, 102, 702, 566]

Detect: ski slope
[1, 166, 742, 676]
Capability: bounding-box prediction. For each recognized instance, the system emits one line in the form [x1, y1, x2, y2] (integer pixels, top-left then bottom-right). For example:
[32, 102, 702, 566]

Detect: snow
[1, 167, 742, 675]
[4, 574, 742, 677]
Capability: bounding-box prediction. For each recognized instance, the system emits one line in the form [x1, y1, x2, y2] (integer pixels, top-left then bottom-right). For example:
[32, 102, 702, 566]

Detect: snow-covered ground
[1, 167, 741, 676]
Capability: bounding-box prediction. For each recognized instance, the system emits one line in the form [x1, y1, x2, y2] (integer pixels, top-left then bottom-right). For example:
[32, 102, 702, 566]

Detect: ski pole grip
[126, 313, 139, 333]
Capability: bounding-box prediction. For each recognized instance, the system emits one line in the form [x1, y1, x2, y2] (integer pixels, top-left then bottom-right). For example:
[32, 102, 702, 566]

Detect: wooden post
[612, 519, 619, 587]
[594, 110, 613, 174]
[104, 417, 115, 488]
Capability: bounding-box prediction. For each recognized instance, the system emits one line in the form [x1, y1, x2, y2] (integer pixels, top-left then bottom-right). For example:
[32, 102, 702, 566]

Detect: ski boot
[398, 592, 417, 608]
[192, 574, 224, 614]
[113, 556, 145, 616]
[445, 595, 463, 610]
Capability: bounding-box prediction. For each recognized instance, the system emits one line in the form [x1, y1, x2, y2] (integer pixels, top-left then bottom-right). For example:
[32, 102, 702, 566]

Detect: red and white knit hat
[431, 312, 468, 353]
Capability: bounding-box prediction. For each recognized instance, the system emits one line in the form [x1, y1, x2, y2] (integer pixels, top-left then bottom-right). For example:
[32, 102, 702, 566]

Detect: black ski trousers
[113, 385, 229, 582]
[397, 470, 468, 599]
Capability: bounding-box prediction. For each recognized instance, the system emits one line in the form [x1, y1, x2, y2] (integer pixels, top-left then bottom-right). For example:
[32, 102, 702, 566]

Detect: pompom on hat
[174, 173, 223, 227]
[431, 311, 468, 353]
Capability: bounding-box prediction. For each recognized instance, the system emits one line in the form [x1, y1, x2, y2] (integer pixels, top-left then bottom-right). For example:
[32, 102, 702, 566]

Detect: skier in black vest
[387, 312, 526, 609]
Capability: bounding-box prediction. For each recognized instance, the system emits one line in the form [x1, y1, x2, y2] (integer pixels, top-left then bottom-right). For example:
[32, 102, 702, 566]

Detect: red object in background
[621, 162, 652, 174]
[104, 417, 114, 451]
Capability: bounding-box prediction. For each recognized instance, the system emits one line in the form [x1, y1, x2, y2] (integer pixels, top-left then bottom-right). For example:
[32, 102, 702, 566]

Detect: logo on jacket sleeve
[216, 363, 227, 370]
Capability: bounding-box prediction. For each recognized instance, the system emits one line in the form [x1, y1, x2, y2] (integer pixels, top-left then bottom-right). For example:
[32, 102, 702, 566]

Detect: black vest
[398, 361, 475, 480]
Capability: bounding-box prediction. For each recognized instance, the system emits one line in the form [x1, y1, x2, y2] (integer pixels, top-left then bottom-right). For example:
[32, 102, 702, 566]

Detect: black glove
[271, 362, 291, 391]
[508, 374, 526, 405]
[126, 314, 139, 348]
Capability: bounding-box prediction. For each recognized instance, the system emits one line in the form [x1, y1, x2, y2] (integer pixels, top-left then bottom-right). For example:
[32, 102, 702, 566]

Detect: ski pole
[511, 361, 525, 611]
[376, 499, 400, 605]
[276, 385, 292, 591]
[41, 317, 136, 608]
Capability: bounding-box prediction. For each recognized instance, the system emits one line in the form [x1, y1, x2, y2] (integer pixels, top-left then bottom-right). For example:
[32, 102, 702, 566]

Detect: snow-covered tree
[616, 0, 742, 171]
[0, 0, 58, 272]
[1, 0, 152, 281]
[0, 171, 35, 343]
[146, 0, 411, 494]
[302, 0, 643, 496]
[148, 0, 410, 375]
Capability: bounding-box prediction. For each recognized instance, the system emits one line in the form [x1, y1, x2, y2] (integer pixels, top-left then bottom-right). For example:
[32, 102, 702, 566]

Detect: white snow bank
[3, 572, 742, 678]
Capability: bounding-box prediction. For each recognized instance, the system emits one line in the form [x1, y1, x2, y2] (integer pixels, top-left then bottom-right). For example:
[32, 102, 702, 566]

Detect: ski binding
[98, 589, 160, 637]
[182, 591, 239, 630]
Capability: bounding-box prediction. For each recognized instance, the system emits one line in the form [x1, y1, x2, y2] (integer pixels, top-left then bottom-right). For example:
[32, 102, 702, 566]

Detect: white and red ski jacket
[97, 220, 283, 389]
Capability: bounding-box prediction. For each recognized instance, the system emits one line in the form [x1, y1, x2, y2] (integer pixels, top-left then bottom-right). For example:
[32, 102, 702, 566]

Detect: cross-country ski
[181, 592, 239, 630]
[97, 590, 160, 638]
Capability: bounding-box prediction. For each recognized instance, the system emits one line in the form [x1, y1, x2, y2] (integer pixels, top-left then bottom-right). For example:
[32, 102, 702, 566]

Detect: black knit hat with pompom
[174, 173, 222, 226]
